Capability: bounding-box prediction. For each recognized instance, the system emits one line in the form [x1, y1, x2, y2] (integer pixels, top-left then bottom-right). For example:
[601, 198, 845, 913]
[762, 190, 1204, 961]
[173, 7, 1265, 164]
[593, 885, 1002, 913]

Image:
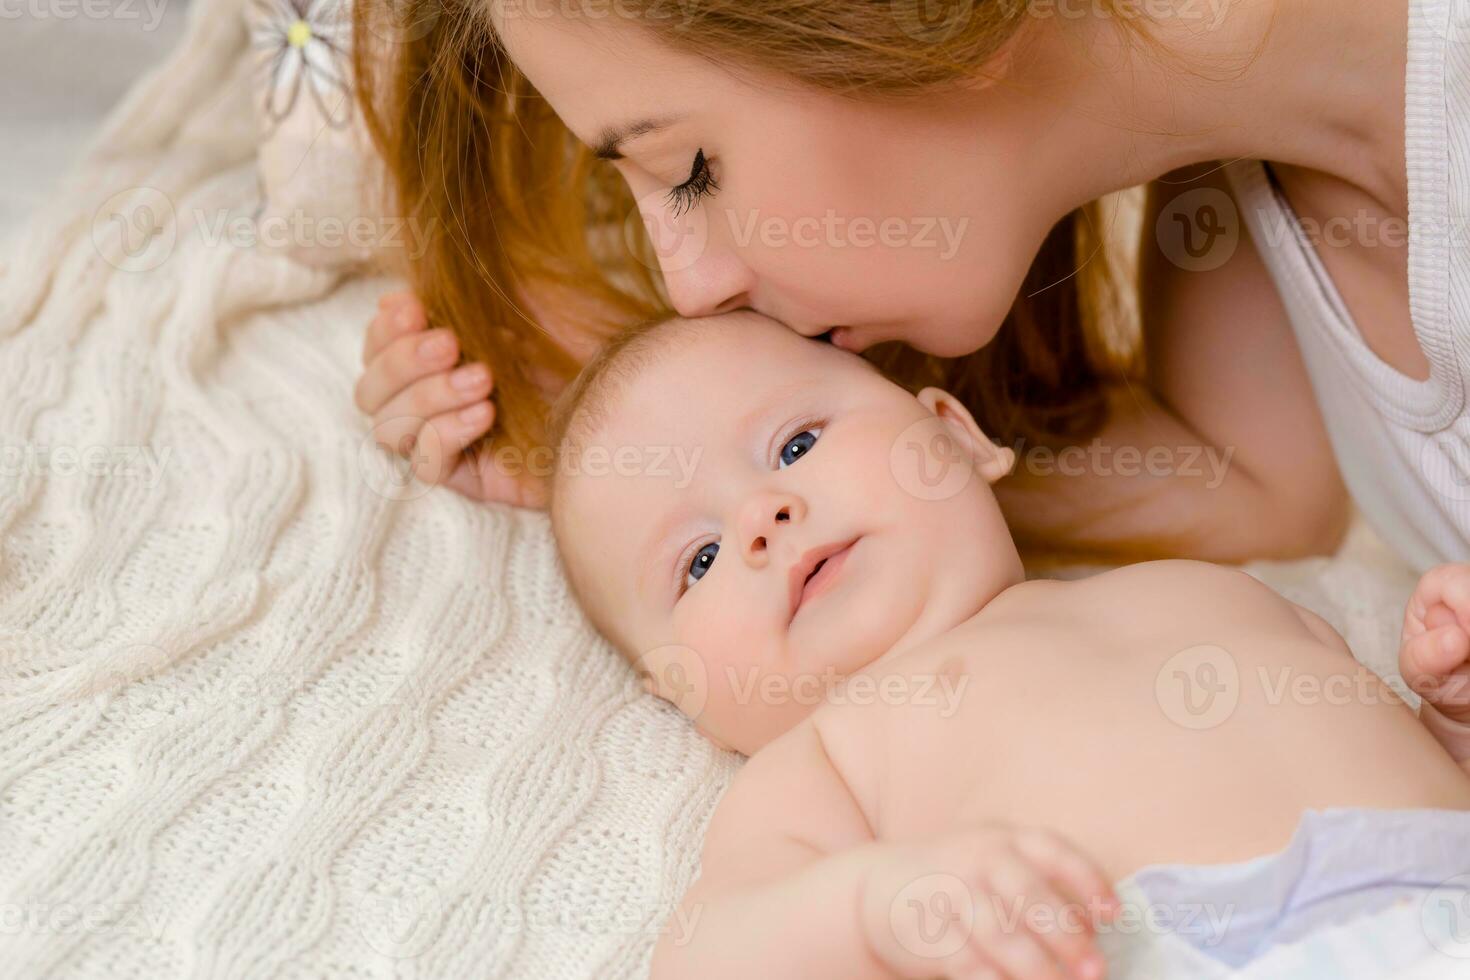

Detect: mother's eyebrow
[593, 115, 680, 160]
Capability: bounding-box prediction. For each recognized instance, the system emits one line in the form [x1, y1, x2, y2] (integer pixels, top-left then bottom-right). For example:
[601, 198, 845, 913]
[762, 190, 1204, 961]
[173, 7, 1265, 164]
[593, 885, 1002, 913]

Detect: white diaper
[1097, 808, 1470, 978]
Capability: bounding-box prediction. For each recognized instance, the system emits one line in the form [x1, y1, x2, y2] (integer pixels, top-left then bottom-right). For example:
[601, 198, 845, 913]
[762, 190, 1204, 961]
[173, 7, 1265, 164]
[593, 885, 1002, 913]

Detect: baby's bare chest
[815, 572, 1355, 869]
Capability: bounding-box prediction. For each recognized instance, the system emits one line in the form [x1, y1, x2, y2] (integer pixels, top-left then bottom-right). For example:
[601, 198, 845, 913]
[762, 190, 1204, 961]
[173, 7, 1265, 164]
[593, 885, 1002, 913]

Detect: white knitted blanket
[0, 0, 1427, 976]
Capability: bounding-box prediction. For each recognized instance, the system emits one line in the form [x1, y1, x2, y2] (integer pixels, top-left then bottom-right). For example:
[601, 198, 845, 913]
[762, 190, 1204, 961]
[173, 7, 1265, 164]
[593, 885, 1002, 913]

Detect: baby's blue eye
[779, 429, 821, 468]
[685, 542, 719, 589]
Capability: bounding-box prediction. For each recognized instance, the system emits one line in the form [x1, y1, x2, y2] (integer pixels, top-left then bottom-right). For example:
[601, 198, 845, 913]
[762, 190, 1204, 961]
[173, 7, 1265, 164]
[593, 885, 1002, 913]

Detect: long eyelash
[773, 415, 829, 468]
[665, 149, 718, 218]
[675, 538, 714, 599]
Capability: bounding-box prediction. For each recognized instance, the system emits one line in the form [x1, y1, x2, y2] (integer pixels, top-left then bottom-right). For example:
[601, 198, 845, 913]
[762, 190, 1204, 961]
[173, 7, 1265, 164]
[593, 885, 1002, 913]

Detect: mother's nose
[660, 246, 754, 319]
[736, 491, 807, 568]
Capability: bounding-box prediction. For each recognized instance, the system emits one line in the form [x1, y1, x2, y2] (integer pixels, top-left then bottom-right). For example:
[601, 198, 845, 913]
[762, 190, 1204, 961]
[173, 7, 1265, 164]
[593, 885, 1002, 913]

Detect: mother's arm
[997, 165, 1350, 563]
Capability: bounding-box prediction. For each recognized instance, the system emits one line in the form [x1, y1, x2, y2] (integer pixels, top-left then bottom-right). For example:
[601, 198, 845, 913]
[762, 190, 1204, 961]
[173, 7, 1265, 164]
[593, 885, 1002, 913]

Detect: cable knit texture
[0, 0, 1429, 976]
[0, 0, 736, 975]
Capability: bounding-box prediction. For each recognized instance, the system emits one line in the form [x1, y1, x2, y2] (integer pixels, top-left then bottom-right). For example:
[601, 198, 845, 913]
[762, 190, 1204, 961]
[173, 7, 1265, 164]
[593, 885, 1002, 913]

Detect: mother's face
[492, 5, 1068, 358]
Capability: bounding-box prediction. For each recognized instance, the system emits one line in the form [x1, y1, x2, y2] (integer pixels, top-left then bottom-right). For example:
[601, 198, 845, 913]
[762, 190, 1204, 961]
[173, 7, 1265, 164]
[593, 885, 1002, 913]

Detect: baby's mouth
[788, 538, 859, 623]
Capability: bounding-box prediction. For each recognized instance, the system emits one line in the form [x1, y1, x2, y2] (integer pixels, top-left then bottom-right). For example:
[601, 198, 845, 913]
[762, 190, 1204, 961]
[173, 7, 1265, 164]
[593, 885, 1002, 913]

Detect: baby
[545, 311, 1470, 979]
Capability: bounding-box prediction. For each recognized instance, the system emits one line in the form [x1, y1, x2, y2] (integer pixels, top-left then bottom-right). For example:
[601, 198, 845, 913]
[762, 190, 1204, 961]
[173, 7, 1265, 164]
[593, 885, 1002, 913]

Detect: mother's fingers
[364, 293, 429, 365]
[373, 365, 494, 447]
[464, 446, 550, 509]
[408, 403, 496, 487]
[355, 327, 462, 415]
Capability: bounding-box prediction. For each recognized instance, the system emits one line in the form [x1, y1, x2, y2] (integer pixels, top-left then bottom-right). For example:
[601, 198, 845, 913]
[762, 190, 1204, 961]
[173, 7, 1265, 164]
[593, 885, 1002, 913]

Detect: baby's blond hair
[543, 314, 697, 656]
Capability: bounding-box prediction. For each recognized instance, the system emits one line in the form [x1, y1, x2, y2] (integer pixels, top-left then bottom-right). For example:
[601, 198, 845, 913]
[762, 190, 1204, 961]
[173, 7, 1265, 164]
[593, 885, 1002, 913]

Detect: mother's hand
[355, 290, 547, 508]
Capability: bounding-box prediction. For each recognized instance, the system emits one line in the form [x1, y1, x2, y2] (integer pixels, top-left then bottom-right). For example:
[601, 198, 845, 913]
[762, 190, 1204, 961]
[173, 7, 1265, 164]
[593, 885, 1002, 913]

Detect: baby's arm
[653, 721, 1117, 980]
[652, 721, 882, 979]
[1399, 564, 1470, 774]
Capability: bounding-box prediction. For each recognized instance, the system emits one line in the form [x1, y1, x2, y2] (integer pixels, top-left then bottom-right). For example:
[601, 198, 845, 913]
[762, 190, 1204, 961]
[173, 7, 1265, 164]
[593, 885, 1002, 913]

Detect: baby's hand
[1401, 563, 1470, 726]
[354, 291, 547, 508]
[859, 823, 1119, 980]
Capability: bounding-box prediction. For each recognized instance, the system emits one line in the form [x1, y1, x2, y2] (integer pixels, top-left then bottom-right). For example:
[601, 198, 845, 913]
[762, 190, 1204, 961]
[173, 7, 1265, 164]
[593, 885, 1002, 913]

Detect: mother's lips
[787, 538, 859, 622]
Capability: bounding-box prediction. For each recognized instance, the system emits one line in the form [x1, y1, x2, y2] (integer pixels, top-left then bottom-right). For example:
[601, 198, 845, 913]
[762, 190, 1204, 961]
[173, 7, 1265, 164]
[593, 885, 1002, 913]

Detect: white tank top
[1222, 0, 1470, 571]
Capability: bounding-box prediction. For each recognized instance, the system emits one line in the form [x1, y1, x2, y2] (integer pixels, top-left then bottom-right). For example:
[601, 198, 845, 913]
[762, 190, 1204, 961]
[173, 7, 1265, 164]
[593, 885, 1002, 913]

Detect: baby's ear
[915, 387, 1016, 484]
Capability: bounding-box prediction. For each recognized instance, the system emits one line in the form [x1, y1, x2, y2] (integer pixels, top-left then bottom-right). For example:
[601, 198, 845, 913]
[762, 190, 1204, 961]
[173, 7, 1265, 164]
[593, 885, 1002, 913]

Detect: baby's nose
[738, 494, 805, 566]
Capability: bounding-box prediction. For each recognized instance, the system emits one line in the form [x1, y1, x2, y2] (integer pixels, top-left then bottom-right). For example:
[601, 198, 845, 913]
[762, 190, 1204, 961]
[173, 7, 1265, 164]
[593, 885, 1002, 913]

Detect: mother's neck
[994, 0, 1409, 208]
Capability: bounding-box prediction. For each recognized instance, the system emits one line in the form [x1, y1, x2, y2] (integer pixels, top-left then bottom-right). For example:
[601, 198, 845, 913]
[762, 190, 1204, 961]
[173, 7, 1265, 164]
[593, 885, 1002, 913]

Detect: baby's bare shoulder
[1068, 559, 1308, 638]
[980, 560, 1295, 641]
[696, 720, 875, 889]
[1092, 558, 1261, 589]
[1077, 559, 1274, 605]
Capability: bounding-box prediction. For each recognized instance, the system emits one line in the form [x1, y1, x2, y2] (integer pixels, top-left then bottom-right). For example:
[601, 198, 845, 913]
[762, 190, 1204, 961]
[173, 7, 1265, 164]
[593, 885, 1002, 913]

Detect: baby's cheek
[669, 588, 763, 677]
[672, 589, 798, 749]
[690, 601, 763, 673]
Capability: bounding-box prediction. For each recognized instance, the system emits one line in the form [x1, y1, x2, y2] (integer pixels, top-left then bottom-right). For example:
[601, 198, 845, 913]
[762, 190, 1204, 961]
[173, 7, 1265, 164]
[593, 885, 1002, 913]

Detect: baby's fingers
[1408, 564, 1470, 634]
[1011, 830, 1119, 924]
[983, 859, 1106, 980]
[1402, 624, 1470, 707]
[967, 890, 1070, 980]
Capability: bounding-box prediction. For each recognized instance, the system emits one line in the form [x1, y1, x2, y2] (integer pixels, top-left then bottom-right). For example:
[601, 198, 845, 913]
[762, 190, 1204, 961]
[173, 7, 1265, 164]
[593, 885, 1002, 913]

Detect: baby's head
[549, 312, 1022, 754]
